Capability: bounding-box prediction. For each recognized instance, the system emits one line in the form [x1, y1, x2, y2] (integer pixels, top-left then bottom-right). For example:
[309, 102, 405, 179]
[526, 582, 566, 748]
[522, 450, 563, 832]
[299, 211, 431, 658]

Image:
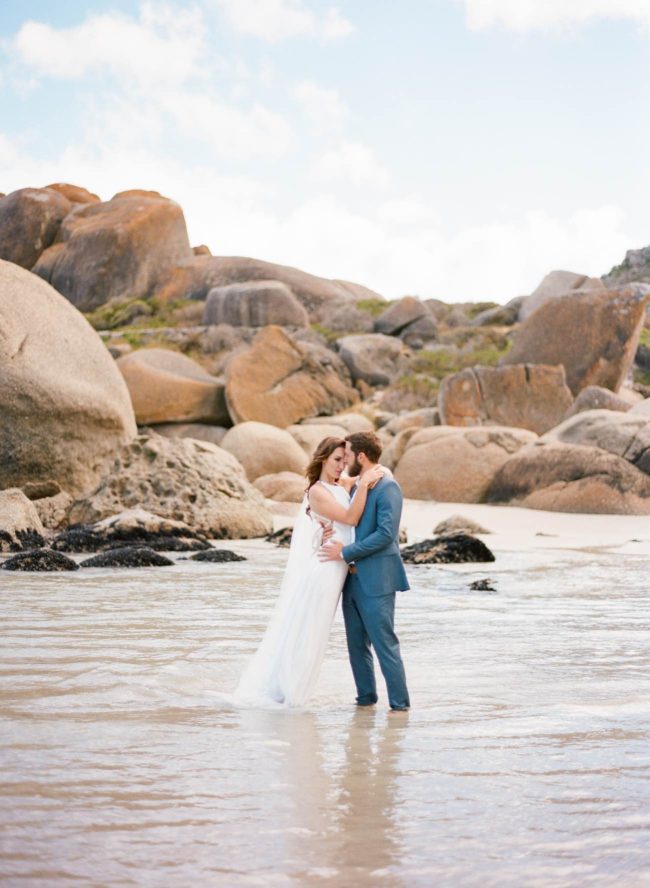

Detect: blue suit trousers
[342, 573, 410, 710]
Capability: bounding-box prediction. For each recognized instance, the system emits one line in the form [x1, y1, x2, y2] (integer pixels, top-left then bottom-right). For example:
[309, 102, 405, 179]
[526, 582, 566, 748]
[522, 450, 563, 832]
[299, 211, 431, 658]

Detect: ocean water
[1, 538, 649, 887]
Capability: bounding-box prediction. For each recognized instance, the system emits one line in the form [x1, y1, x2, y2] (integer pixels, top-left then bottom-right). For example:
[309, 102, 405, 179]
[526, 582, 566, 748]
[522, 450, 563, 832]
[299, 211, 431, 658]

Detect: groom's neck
[358, 461, 378, 477]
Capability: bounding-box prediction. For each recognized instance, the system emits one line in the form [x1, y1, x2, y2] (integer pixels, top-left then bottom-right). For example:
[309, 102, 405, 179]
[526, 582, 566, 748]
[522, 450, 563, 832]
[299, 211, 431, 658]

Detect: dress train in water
[235, 483, 352, 707]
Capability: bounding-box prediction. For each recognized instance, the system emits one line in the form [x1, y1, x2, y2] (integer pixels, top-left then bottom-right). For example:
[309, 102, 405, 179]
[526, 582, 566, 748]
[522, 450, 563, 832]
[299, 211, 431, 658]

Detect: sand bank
[269, 499, 650, 556]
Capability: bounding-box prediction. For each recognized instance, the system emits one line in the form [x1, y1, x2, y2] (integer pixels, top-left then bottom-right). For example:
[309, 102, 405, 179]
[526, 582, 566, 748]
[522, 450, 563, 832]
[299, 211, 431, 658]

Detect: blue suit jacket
[341, 477, 410, 597]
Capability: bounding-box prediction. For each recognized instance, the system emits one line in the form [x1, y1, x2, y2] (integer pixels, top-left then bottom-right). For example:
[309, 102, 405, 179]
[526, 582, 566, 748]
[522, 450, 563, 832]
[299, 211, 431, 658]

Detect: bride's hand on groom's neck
[362, 464, 385, 490]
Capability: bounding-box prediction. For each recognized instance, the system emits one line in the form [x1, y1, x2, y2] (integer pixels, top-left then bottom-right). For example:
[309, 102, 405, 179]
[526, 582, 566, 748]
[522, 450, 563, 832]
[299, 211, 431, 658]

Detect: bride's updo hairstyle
[305, 436, 346, 490]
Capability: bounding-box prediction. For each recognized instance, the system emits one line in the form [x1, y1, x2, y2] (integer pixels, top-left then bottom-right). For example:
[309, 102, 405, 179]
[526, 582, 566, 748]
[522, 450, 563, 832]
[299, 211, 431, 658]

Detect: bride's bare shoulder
[307, 481, 330, 504]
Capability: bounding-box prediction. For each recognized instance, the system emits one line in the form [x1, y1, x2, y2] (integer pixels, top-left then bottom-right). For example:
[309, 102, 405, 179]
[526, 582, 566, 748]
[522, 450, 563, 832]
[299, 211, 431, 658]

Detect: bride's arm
[307, 466, 383, 527]
[339, 465, 391, 493]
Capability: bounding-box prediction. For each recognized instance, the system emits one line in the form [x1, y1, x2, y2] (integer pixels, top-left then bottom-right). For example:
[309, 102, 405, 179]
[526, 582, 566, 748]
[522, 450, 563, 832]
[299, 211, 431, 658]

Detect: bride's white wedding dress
[235, 481, 352, 707]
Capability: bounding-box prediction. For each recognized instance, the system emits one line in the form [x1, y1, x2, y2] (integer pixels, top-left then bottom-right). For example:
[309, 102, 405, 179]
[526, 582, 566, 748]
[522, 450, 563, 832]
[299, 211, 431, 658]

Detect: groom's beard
[347, 455, 362, 477]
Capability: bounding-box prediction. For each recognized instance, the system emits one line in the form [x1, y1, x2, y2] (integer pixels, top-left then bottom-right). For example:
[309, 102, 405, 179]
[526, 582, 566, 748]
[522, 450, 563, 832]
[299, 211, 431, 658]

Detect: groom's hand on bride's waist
[319, 539, 344, 562]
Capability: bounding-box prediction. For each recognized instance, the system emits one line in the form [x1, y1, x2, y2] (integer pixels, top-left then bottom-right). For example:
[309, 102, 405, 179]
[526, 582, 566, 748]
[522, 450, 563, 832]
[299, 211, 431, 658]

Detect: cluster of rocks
[2, 181, 650, 570]
[0, 495, 247, 570]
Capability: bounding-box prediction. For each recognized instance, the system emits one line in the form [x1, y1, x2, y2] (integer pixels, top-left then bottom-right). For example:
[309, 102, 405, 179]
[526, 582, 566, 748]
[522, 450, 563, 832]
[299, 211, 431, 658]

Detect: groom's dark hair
[346, 431, 382, 464]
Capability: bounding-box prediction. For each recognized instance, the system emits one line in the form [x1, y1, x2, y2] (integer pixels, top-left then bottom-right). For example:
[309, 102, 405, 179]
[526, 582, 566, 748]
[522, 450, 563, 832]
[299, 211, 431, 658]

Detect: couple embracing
[236, 431, 410, 713]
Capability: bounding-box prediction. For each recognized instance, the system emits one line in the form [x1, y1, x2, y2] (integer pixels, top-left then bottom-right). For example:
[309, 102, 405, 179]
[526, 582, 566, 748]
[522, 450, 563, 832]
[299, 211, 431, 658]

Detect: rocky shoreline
[2, 183, 650, 569]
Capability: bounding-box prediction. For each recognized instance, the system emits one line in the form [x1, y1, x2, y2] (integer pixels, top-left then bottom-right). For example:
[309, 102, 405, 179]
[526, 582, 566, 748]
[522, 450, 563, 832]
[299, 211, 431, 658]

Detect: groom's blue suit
[341, 476, 410, 710]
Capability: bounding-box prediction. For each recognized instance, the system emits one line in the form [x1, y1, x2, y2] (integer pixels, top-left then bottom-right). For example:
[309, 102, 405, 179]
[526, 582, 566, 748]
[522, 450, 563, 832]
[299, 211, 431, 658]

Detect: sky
[1, 0, 650, 302]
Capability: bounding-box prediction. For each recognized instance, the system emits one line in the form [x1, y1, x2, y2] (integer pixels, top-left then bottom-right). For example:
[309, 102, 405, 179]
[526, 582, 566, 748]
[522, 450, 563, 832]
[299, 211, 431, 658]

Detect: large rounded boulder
[225, 325, 358, 427]
[375, 296, 430, 335]
[69, 434, 272, 538]
[0, 260, 137, 496]
[337, 333, 409, 386]
[519, 270, 596, 321]
[0, 187, 71, 269]
[203, 280, 308, 327]
[631, 399, 650, 416]
[33, 190, 192, 311]
[394, 426, 537, 502]
[564, 385, 632, 417]
[374, 296, 438, 346]
[220, 422, 308, 481]
[288, 423, 347, 455]
[155, 255, 382, 321]
[116, 348, 229, 426]
[542, 409, 650, 475]
[254, 471, 306, 503]
[438, 363, 573, 434]
[502, 287, 648, 395]
[486, 440, 650, 514]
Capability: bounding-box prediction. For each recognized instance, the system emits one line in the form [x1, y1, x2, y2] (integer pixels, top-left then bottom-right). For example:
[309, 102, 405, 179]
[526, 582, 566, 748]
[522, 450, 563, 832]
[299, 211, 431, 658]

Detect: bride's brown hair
[305, 436, 347, 491]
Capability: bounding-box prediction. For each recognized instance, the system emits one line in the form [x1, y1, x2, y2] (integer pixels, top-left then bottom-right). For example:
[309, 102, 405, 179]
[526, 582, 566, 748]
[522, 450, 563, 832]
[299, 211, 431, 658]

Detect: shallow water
[1, 539, 649, 887]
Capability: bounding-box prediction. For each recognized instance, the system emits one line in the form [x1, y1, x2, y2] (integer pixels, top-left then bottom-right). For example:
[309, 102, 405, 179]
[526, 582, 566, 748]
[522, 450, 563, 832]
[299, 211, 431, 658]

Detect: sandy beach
[271, 498, 650, 556]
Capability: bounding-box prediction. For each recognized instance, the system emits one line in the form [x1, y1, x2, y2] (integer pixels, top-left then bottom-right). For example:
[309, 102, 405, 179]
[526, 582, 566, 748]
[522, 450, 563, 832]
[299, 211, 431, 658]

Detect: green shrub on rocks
[379, 329, 514, 411]
[356, 297, 391, 317]
[86, 296, 197, 332]
[411, 338, 512, 380]
[86, 297, 151, 330]
[464, 301, 500, 319]
[310, 322, 340, 344]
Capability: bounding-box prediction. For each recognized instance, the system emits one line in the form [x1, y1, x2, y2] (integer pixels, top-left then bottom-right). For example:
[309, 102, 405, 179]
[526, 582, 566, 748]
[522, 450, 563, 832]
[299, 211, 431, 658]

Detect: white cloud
[11, 2, 206, 85]
[0, 132, 21, 169]
[76, 86, 292, 160]
[257, 201, 631, 301]
[313, 141, 389, 187]
[214, 0, 354, 42]
[6, 4, 292, 161]
[160, 92, 293, 157]
[459, 0, 650, 32]
[0, 126, 634, 300]
[378, 197, 442, 227]
[293, 80, 348, 128]
[0, 4, 638, 303]
[320, 7, 356, 40]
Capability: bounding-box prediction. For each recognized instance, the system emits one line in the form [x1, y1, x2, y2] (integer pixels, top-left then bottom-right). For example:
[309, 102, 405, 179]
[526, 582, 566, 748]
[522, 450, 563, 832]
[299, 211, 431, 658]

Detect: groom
[321, 431, 410, 712]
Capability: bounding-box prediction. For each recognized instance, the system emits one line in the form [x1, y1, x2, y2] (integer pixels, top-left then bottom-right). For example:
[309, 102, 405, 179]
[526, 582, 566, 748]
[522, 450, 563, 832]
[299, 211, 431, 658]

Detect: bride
[235, 436, 383, 708]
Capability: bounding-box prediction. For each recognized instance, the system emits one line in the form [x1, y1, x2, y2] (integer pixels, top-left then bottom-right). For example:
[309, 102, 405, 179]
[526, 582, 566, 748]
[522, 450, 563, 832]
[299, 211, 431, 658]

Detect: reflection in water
[335, 711, 405, 884]
[1, 542, 650, 886]
[235, 707, 406, 885]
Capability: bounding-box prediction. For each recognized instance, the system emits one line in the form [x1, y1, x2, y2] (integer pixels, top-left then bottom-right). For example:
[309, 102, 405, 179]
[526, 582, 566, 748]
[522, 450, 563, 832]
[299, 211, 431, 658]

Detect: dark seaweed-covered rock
[2, 549, 79, 571]
[80, 546, 174, 568]
[0, 527, 47, 552]
[265, 527, 294, 548]
[469, 578, 496, 591]
[52, 509, 211, 553]
[189, 549, 246, 562]
[0, 488, 48, 552]
[401, 533, 496, 564]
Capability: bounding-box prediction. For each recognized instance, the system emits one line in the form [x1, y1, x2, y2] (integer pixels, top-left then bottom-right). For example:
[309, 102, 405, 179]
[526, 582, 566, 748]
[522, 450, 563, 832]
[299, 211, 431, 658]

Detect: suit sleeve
[341, 482, 402, 563]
